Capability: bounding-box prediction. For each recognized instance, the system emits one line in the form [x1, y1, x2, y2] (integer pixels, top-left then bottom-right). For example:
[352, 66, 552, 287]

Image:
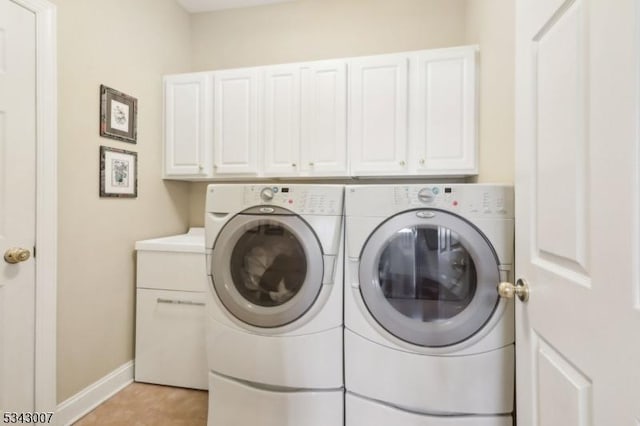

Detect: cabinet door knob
[399, 160, 406, 166]
[419, 159, 425, 165]
[198, 164, 204, 170]
[292, 163, 297, 167]
[309, 162, 315, 166]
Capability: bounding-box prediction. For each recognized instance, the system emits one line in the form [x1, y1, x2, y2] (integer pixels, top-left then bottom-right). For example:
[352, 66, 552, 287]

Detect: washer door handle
[416, 211, 435, 219]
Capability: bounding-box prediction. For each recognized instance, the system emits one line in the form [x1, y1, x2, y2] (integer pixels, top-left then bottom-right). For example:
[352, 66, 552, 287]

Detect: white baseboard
[55, 361, 134, 426]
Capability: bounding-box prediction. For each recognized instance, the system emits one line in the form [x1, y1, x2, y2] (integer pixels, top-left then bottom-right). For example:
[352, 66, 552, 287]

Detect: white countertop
[135, 228, 205, 253]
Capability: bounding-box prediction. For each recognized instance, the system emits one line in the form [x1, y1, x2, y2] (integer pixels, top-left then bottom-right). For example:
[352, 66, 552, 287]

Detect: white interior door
[515, 0, 640, 424]
[0, 0, 37, 412]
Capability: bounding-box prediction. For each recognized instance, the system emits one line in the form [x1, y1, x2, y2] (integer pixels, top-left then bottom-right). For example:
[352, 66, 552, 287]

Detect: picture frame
[100, 85, 137, 143]
[100, 146, 138, 198]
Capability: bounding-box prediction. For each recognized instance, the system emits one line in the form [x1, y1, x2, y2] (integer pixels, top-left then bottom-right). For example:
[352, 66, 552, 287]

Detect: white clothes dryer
[344, 184, 514, 426]
[205, 184, 344, 426]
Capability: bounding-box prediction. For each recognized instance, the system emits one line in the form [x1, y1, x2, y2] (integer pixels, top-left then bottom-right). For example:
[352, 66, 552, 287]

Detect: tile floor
[73, 382, 208, 425]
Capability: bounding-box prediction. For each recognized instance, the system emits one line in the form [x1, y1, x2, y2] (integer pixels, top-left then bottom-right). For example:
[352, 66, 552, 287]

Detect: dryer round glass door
[359, 209, 500, 347]
[211, 212, 324, 328]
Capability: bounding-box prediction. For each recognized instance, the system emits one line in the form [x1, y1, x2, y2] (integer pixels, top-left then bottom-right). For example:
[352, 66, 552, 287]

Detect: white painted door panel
[300, 60, 347, 176]
[164, 73, 211, 177]
[134, 289, 207, 390]
[0, 0, 36, 411]
[411, 47, 477, 174]
[213, 69, 260, 175]
[515, 0, 640, 425]
[263, 65, 300, 176]
[349, 54, 409, 175]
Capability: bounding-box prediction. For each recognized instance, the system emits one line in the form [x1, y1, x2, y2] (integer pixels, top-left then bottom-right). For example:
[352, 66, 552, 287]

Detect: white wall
[53, 0, 192, 402]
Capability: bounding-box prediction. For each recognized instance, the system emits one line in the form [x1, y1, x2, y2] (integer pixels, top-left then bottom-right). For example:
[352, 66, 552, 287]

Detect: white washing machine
[344, 184, 515, 426]
[204, 184, 344, 426]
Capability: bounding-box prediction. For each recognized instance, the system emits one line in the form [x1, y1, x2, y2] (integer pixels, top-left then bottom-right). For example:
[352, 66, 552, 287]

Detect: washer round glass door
[211, 210, 324, 328]
[359, 209, 500, 347]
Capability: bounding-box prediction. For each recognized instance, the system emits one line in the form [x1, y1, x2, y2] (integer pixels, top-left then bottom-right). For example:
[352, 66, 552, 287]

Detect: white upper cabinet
[162, 45, 477, 180]
[300, 60, 348, 176]
[348, 46, 477, 177]
[410, 46, 477, 175]
[263, 60, 348, 177]
[164, 73, 212, 178]
[348, 54, 409, 176]
[213, 68, 260, 176]
[263, 65, 301, 176]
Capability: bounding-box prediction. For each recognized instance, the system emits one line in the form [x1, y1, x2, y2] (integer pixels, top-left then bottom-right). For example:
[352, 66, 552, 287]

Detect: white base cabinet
[134, 229, 208, 390]
[163, 45, 477, 180]
[135, 289, 207, 390]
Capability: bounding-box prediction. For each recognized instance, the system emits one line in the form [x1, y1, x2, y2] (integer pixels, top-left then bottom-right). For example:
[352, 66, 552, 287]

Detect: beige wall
[54, 0, 192, 402]
[465, 0, 515, 184]
[191, 0, 468, 71]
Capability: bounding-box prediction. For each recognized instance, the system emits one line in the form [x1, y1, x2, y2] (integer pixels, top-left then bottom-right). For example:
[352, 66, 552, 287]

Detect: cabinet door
[135, 289, 207, 390]
[300, 60, 347, 176]
[348, 54, 409, 176]
[164, 73, 211, 177]
[411, 46, 477, 174]
[213, 69, 260, 175]
[263, 65, 300, 176]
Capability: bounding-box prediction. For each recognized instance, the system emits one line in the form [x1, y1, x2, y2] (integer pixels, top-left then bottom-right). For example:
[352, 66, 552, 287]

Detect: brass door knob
[498, 278, 529, 302]
[4, 247, 31, 264]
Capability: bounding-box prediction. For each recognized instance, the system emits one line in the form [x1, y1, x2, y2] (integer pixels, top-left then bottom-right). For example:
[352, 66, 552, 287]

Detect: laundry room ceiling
[177, 0, 297, 13]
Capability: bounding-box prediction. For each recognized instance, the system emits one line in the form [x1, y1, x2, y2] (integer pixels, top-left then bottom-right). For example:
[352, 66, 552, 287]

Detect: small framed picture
[100, 146, 137, 198]
[100, 85, 137, 143]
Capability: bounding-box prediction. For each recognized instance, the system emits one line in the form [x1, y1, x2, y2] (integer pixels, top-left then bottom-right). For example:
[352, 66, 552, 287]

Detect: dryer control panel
[240, 185, 343, 215]
[347, 184, 514, 219]
[394, 186, 509, 215]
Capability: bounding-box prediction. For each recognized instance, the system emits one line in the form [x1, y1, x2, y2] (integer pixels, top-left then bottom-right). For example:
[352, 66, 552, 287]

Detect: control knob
[418, 188, 435, 204]
[260, 187, 275, 202]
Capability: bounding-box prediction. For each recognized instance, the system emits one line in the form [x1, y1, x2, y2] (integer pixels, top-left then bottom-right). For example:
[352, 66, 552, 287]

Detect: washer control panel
[243, 185, 342, 215]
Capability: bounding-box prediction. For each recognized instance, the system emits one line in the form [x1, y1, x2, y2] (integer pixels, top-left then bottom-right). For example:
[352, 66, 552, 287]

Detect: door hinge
[33, 246, 36, 258]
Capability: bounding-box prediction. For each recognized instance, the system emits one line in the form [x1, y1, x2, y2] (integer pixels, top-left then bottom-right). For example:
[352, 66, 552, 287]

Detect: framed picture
[100, 85, 137, 143]
[100, 146, 137, 198]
